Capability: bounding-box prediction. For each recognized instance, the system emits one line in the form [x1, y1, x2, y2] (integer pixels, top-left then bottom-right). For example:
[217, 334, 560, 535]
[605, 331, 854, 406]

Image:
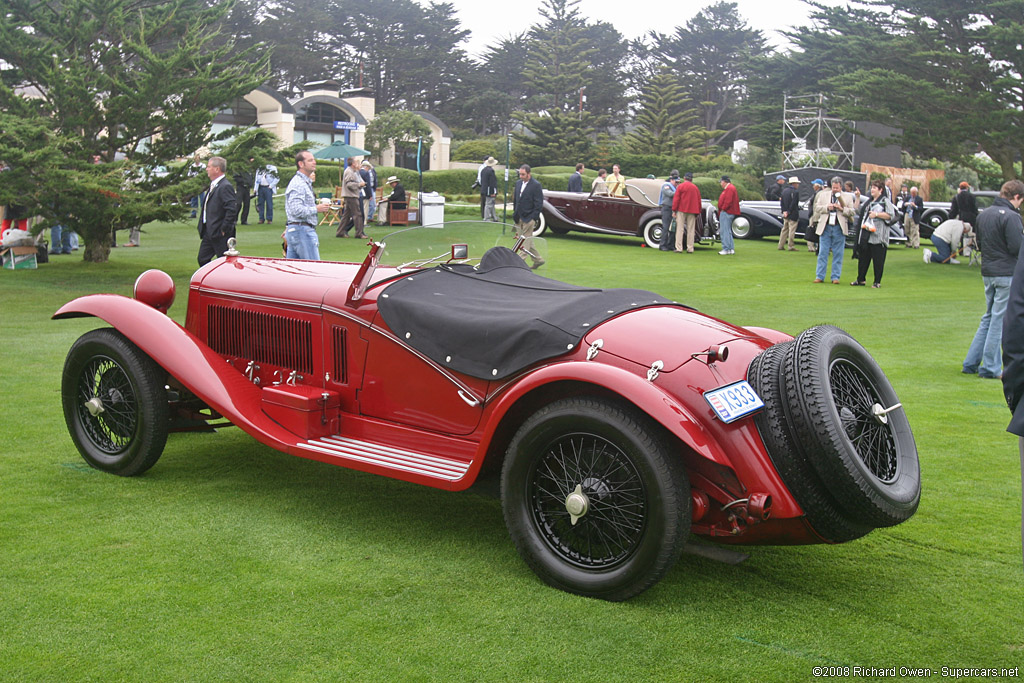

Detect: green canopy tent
[313, 141, 371, 185]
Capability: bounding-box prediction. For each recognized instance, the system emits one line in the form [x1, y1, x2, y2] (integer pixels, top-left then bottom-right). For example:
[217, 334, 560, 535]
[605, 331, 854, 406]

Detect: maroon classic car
[56, 222, 920, 600]
[538, 178, 717, 248]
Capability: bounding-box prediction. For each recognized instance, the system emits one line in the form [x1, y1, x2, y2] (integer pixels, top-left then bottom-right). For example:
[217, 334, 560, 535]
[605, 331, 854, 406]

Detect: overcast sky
[453, 0, 832, 59]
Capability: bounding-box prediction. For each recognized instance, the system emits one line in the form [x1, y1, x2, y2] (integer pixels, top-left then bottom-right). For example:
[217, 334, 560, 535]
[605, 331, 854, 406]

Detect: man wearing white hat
[481, 157, 498, 222]
[779, 176, 801, 251]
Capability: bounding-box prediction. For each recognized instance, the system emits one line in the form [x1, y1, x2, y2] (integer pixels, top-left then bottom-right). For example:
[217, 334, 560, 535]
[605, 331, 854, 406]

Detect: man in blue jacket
[513, 164, 545, 269]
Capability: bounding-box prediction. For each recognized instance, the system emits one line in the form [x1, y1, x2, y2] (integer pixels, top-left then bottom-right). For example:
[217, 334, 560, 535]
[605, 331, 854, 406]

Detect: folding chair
[317, 192, 342, 228]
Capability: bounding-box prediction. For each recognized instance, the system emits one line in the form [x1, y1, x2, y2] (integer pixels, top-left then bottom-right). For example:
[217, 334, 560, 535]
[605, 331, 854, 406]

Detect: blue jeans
[815, 224, 845, 281]
[963, 275, 1012, 377]
[50, 224, 72, 253]
[364, 195, 377, 223]
[719, 213, 735, 251]
[285, 224, 319, 261]
[257, 186, 274, 222]
[929, 235, 952, 263]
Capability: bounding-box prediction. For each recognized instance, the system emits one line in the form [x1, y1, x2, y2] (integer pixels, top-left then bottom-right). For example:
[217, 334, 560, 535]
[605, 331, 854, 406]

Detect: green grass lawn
[2, 205, 1022, 680]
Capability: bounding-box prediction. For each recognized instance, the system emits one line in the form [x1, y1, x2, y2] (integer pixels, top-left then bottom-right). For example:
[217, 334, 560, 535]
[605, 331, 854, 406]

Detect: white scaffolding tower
[782, 94, 855, 170]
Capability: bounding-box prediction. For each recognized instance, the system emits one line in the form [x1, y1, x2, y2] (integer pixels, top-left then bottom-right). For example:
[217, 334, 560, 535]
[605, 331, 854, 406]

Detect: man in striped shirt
[284, 150, 331, 260]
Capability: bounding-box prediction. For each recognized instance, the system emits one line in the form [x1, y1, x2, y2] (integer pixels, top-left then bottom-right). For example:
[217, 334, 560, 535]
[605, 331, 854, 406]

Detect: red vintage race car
[55, 221, 920, 601]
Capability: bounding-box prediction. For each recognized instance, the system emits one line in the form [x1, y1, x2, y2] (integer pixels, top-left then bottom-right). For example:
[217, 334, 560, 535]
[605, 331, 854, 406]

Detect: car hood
[191, 256, 375, 307]
[584, 306, 764, 373]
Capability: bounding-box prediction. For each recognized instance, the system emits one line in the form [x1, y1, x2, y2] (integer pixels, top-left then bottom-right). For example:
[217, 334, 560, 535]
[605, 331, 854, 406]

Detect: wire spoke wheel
[502, 397, 688, 601]
[76, 356, 140, 454]
[829, 358, 898, 483]
[780, 326, 920, 529]
[62, 329, 169, 476]
[529, 432, 646, 569]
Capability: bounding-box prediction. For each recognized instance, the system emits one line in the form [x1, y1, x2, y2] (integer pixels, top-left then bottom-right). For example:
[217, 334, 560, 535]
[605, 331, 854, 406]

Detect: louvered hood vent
[207, 305, 313, 375]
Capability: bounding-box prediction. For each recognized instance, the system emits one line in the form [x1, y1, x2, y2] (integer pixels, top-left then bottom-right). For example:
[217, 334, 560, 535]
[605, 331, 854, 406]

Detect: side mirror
[451, 244, 468, 261]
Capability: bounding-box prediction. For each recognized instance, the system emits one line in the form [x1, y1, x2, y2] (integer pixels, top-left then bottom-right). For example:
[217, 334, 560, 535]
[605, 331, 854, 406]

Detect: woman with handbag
[851, 179, 897, 288]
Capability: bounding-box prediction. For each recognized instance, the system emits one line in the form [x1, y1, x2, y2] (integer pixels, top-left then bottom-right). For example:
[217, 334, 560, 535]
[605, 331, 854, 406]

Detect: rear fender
[478, 360, 731, 467]
[54, 294, 301, 448]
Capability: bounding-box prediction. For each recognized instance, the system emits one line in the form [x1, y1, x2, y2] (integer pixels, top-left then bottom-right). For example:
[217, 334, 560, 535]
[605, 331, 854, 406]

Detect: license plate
[703, 380, 764, 423]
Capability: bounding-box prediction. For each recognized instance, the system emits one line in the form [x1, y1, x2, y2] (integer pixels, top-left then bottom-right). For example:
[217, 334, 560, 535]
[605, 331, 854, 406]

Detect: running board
[296, 436, 471, 482]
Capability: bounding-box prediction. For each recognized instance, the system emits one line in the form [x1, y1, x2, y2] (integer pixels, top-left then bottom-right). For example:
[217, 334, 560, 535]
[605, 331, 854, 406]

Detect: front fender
[54, 294, 302, 449]
[741, 206, 783, 229]
[541, 200, 575, 230]
[477, 360, 731, 467]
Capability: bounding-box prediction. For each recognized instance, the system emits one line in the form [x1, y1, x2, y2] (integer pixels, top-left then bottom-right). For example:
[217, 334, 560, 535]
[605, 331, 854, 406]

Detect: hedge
[293, 163, 764, 204]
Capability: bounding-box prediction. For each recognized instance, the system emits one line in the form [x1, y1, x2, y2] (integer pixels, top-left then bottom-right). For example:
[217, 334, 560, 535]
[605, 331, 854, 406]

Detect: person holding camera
[851, 179, 896, 288]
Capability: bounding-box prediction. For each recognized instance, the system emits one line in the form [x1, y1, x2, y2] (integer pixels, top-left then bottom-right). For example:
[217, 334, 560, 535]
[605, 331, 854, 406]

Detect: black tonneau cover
[378, 247, 682, 380]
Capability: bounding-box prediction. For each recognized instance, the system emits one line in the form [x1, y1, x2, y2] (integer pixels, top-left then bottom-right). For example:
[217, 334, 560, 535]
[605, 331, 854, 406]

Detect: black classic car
[538, 178, 718, 248]
[919, 190, 1001, 237]
[717, 199, 812, 241]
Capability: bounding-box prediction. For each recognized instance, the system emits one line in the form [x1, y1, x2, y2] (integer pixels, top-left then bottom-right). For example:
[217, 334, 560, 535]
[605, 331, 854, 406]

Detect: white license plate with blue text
[703, 381, 764, 423]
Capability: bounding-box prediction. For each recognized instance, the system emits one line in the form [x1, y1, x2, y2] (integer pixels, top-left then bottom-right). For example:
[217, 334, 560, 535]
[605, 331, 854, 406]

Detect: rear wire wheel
[501, 397, 689, 601]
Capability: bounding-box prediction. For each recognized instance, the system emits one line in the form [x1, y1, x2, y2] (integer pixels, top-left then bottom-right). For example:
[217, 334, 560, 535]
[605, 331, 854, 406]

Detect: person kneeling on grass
[924, 219, 972, 265]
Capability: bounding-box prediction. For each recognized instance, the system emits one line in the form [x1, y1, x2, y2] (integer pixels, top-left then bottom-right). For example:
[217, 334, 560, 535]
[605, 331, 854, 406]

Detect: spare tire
[783, 326, 920, 527]
[748, 342, 871, 543]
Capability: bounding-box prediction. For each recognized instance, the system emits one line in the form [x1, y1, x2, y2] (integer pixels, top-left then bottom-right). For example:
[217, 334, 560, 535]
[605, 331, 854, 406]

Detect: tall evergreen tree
[651, 2, 769, 149]
[625, 69, 701, 155]
[0, 0, 268, 262]
[815, 0, 1024, 181]
[513, 110, 594, 166]
[325, 0, 472, 111]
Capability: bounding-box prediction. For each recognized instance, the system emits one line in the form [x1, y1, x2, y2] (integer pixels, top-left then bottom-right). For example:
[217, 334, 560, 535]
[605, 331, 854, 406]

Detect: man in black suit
[513, 164, 545, 269]
[567, 162, 584, 192]
[197, 156, 238, 267]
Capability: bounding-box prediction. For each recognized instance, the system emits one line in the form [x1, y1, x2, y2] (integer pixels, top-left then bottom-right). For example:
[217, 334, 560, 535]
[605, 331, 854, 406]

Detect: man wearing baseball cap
[766, 174, 786, 201]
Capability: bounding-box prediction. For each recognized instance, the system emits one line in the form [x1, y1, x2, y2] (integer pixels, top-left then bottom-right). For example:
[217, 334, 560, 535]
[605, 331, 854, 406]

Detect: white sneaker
[949, 258, 960, 264]
[923, 248, 932, 263]
[718, 249, 729, 255]
[727, 249, 735, 254]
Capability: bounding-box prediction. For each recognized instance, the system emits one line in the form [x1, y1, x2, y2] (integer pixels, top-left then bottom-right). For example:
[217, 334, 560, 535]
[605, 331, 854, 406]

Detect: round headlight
[134, 269, 175, 313]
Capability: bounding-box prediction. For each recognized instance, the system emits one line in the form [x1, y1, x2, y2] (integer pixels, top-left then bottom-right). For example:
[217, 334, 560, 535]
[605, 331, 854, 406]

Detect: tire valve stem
[871, 402, 902, 425]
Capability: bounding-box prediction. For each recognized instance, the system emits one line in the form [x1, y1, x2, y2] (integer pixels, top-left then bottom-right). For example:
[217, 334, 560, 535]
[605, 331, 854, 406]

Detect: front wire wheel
[502, 397, 689, 601]
[62, 329, 169, 476]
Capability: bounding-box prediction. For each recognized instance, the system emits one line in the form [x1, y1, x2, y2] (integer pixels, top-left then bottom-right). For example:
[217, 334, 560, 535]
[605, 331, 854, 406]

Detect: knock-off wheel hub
[565, 484, 590, 526]
[871, 401, 902, 425]
[85, 397, 105, 416]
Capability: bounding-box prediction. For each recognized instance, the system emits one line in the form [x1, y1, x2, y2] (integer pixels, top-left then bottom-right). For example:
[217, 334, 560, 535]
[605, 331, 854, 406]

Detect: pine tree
[0, 0, 269, 262]
[626, 69, 701, 155]
[523, 0, 595, 115]
[651, 1, 769, 150]
[513, 110, 593, 166]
